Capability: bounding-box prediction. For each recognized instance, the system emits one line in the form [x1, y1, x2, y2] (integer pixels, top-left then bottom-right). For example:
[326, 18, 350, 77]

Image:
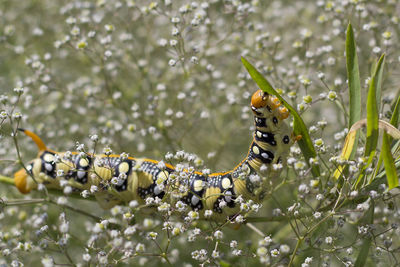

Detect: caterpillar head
[14, 159, 41, 194]
[251, 89, 289, 121]
[14, 129, 47, 194]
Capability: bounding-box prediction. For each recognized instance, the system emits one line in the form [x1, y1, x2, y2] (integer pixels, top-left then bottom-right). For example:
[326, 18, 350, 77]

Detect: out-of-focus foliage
[0, 0, 400, 266]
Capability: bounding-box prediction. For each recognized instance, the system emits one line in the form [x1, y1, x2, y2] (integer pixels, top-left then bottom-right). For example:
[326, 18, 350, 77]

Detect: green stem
[288, 237, 303, 267]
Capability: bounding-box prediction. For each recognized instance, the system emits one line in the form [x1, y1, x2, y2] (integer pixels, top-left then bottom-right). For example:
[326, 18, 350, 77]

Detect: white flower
[41, 256, 54, 267]
[214, 230, 223, 240]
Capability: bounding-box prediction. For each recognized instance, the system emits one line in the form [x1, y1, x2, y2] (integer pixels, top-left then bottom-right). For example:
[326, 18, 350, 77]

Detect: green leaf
[381, 132, 399, 189]
[390, 89, 400, 112]
[346, 23, 362, 130]
[389, 95, 400, 128]
[335, 119, 400, 180]
[355, 55, 385, 188]
[354, 233, 372, 267]
[219, 261, 231, 267]
[241, 57, 320, 177]
[365, 54, 385, 157]
[374, 95, 400, 177]
[381, 95, 400, 189]
[334, 23, 362, 180]
[354, 201, 374, 267]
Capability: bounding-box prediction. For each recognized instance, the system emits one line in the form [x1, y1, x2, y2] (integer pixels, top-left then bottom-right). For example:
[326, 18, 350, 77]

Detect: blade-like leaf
[219, 261, 231, 267]
[241, 57, 320, 177]
[374, 95, 400, 177]
[346, 23, 361, 153]
[390, 89, 400, 112]
[334, 119, 400, 179]
[334, 23, 362, 180]
[354, 55, 385, 187]
[381, 132, 399, 189]
[389, 95, 400, 129]
[365, 54, 385, 157]
[333, 130, 357, 179]
[354, 201, 374, 267]
[381, 95, 400, 189]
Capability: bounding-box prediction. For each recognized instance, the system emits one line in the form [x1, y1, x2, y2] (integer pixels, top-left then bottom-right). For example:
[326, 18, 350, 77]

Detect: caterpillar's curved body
[14, 90, 297, 219]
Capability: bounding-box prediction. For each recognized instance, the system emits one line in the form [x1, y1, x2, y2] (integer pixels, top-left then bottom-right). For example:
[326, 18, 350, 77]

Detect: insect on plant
[13, 88, 298, 222]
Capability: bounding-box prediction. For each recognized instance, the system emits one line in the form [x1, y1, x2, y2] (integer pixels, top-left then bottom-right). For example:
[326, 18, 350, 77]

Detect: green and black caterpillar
[14, 90, 298, 219]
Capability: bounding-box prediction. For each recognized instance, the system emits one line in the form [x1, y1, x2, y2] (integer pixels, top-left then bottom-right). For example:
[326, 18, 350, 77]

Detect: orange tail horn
[17, 128, 47, 152]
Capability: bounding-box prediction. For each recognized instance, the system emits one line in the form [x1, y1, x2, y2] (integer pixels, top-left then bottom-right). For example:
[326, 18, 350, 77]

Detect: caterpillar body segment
[14, 90, 297, 219]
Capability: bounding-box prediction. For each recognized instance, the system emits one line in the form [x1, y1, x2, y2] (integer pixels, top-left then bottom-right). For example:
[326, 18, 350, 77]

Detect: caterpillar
[13, 89, 298, 220]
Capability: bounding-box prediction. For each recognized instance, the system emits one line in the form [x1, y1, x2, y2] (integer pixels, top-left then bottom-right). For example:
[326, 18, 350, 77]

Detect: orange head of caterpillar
[14, 129, 48, 194]
[14, 167, 31, 194]
[14, 158, 43, 194]
[251, 89, 268, 109]
[251, 89, 290, 121]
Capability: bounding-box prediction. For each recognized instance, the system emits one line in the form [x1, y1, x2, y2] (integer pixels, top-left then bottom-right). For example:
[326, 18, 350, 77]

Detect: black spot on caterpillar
[14, 90, 297, 219]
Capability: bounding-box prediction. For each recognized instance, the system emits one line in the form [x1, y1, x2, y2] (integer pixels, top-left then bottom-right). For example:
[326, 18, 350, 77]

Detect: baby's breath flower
[147, 231, 158, 240]
[56, 169, 64, 177]
[325, 236, 333, 244]
[80, 190, 90, 198]
[104, 24, 114, 32]
[209, 249, 219, 259]
[270, 248, 280, 257]
[214, 230, 223, 240]
[135, 243, 145, 253]
[299, 75, 312, 86]
[41, 257, 54, 267]
[76, 40, 87, 49]
[70, 26, 80, 36]
[382, 31, 392, 39]
[157, 202, 170, 212]
[294, 161, 306, 170]
[171, 27, 180, 36]
[272, 163, 283, 171]
[187, 211, 199, 220]
[82, 253, 91, 262]
[314, 138, 324, 147]
[13, 86, 24, 94]
[259, 236, 272, 246]
[103, 147, 112, 155]
[168, 59, 177, 66]
[204, 209, 213, 217]
[257, 246, 268, 257]
[12, 112, 22, 119]
[297, 103, 306, 111]
[303, 95, 312, 103]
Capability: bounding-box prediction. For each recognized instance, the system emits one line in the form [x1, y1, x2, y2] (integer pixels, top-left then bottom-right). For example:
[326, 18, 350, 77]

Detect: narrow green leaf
[375, 55, 384, 111]
[374, 95, 400, 177]
[390, 89, 400, 112]
[219, 261, 231, 267]
[381, 94, 400, 189]
[346, 23, 362, 130]
[335, 23, 361, 180]
[381, 132, 399, 189]
[241, 57, 320, 177]
[354, 201, 374, 267]
[354, 234, 372, 266]
[365, 54, 385, 157]
[356, 54, 385, 187]
[389, 95, 400, 128]
[346, 23, 361, 164]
